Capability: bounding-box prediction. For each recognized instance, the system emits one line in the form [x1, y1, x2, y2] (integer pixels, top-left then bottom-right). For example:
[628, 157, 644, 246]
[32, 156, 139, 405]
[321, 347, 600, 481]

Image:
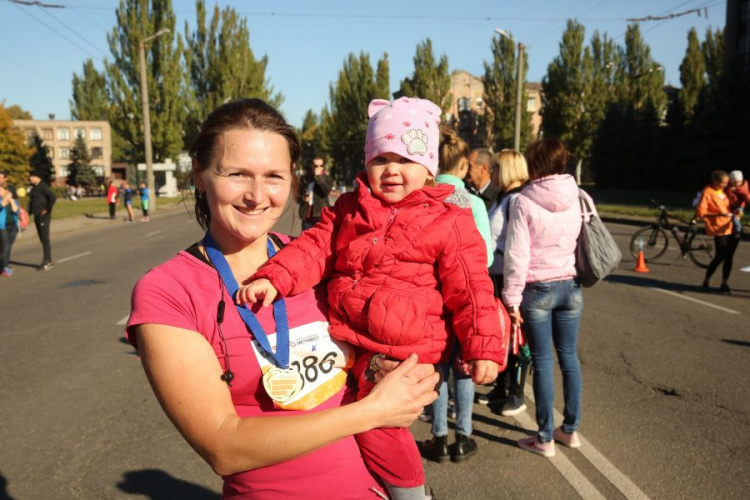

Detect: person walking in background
[726, 170, 749, 236]
[503, 138, 590, 458]
[298, 156, 333, 230]
[479, 150, 531, 416]
[467, 148, 500, 211]
[422, 127, 494, 465]
[697, 170, 739, 294]
[28, 171, 56, 271]
[106, 180, 118, 220]
[0, 184, 19, 276]
[138, 182, 150, 222]
[121, 181, 135, 223]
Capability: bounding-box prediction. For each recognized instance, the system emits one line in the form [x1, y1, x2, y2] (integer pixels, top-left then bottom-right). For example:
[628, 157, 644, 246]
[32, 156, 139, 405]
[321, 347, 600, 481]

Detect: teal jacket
[436, 174, 493, 268]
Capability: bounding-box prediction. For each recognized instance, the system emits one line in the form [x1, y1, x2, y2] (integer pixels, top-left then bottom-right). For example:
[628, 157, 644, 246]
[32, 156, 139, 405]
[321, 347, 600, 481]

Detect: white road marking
[56, 251, 91, 264]
[514, 407, 606, 500]
[147, 230, 162, 236]
[650, 287, 740, 315]
[523, 385, 652, 500]
[116, 315, 129, 325]
[740, 266, 750, 273]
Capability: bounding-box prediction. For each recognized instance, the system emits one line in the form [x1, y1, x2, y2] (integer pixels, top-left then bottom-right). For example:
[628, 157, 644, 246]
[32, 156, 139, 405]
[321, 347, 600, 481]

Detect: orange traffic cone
[634, 250, 650, 273]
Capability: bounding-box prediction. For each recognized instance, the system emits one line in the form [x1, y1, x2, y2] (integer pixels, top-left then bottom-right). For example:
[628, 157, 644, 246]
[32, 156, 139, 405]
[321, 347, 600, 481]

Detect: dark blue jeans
[521, 279, 584, 442]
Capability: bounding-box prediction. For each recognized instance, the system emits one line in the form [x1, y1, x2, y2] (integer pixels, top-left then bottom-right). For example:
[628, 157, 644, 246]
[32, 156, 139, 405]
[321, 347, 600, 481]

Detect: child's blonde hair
[438, 128, 469, 175]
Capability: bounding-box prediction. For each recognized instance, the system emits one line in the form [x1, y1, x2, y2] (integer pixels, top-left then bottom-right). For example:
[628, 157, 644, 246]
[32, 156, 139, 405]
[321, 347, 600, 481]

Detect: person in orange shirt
[696, 170, 739, 293]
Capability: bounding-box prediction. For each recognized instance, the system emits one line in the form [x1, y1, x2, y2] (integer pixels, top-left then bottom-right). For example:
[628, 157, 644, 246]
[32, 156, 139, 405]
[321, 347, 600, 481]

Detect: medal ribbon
[203, 232, 290, 369]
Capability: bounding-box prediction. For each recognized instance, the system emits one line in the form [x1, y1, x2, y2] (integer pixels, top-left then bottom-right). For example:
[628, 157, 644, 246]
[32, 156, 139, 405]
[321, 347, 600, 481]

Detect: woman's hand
[363, 353, 439, 429]
[509, 306, 523, 326]
[470, 360, 499, 385]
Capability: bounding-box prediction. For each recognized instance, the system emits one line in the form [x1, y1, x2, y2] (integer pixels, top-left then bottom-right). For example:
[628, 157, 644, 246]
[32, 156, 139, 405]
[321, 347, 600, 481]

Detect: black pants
[34, 213, 52, 264]
[705, 235, 740, 281]
[0, 225, 18, 269]
[109, 202, 116, 219]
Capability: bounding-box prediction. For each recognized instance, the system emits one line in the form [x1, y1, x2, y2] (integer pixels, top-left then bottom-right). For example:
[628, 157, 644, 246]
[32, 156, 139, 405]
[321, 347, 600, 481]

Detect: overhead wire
[38, 4, 108, 57]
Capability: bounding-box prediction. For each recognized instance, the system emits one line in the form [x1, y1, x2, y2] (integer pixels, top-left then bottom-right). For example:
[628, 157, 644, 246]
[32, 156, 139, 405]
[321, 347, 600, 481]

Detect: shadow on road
[119, 337, 139, 356]
[0, 472, 17, 500]
[117, 469, 219, 500]
[8, 260, 39, 269]
[607, 274, 750, 300]
[721, 339, 750, 348]
[84, 213, 113, 219]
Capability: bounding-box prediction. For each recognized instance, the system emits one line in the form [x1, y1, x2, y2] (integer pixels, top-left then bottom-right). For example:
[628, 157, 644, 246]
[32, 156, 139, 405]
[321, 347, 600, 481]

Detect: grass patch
[17, 196, 184, 220]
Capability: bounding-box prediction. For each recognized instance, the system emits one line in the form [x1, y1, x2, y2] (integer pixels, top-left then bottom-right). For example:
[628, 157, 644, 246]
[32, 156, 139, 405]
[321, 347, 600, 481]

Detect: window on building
[476, 98, 483, 109]
[42, 128, 53, 140]
[458, 97, 471, 112]
[60, 147, 70, 159]
[527, 96, 537, 112]
[60, 166, 69, 177]
[75, 128, 86, 139]
[58, 128, 70, 141]
[91, 147, 103, 159]
[93, 166, 104, 177]
[90, 128, 102, 141]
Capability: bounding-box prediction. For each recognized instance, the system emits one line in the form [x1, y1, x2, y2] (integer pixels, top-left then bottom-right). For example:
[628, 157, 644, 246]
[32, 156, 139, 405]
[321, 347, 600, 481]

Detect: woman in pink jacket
[502, 138, 588, 457]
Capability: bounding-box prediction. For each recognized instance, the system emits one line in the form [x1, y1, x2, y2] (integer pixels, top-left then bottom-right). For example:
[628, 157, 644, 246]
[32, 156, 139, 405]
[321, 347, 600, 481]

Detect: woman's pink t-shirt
[127, 243, 381, 499]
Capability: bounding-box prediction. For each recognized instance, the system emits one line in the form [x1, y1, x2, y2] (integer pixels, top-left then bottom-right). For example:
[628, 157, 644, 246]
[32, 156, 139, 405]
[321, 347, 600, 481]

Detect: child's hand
[470, 360, 499, 385]
[236, 279, 278, 307]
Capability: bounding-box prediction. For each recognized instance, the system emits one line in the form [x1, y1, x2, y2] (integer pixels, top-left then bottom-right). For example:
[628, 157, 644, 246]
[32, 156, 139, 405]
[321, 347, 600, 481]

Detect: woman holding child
[126, 98, 440, 499]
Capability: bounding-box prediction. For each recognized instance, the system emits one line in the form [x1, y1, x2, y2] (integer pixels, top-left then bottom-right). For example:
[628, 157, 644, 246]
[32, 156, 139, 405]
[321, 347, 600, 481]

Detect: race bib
[250, 321, 354, 410]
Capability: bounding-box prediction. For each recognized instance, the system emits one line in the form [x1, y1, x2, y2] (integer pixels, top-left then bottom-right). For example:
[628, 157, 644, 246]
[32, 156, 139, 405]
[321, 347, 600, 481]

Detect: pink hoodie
[502, 174, 595, 307]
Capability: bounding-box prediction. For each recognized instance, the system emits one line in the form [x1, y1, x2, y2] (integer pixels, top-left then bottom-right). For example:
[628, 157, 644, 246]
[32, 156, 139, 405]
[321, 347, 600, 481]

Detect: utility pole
[514, 43, 525, 152]
[139, 28, 170, 210]
[495, 29, 525, 151]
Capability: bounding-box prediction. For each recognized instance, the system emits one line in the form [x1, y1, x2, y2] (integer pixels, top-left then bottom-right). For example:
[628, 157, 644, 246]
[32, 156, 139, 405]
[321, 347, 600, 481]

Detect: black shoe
[451, 434, 478, 463]
[500, 395, 527, 416]
[477, 385, 506, 405]
[719, 283, 732, 294]
[422, 435, 450, 463]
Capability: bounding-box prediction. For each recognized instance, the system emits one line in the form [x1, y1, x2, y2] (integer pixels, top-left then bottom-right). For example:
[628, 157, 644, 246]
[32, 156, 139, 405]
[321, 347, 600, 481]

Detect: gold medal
[262, 366, 304, 403]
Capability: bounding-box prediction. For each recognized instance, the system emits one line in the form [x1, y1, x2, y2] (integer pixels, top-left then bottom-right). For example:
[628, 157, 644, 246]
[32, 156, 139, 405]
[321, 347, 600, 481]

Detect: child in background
[727, 170, 749, 236]
[238, 97, 508, 500]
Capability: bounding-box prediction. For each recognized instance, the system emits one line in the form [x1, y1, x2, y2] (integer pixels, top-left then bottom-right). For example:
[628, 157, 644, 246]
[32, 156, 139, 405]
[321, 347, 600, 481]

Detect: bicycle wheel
[686, 229, 714, 268]
[629, 226, 669, 261]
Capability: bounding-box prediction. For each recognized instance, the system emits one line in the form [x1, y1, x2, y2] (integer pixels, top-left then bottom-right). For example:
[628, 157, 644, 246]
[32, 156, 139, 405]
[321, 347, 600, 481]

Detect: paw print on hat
[401, 129, 429, 156]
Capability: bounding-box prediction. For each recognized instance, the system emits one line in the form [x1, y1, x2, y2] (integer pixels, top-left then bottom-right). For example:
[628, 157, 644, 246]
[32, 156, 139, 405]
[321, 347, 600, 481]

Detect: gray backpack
[575, 190, 621, 287]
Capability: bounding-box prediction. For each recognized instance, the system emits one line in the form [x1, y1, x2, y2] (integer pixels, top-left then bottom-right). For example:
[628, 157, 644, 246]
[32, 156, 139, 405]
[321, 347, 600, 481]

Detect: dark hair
[188, 98, 301, 230]
[710, 170, 728, 185]
[438, 127, 469, 174]
[525, 138, 569, 180]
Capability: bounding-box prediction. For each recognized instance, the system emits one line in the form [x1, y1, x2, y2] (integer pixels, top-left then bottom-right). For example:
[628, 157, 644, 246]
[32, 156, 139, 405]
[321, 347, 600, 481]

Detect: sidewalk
[46, 202, 189, 237]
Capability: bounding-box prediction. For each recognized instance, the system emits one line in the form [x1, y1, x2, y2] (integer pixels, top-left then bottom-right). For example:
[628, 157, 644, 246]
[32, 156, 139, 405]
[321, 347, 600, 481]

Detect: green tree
[0, 105, 33, 185]
[483, 32, 531, 151]
[615, 24, 666, 114]
[322, 52, 390, 183]
[542, 20, 590, 169]
[701, 27, 724, 91]
[183, 0, 282, 148]
[678, 28, 705, 119]
[67, 135, 97, 188]
[28, 134, 55, 185]
[105, 0, 187, 165]
[299, 109, 320, 172]
[4, 104, 32, 120]
[398, 39, 452, 114]
[71, 58, 129, 162]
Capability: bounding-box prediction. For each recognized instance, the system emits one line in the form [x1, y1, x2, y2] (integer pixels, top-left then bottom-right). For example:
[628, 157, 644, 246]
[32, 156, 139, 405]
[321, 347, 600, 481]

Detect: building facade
[446, 70, 543, 149]
[13, 119, 112, 186]
[726, 0, 750, 73]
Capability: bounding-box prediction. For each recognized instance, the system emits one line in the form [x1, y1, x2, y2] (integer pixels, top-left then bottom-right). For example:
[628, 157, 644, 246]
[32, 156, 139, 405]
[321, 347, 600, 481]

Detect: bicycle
[629, 201, 715, 268]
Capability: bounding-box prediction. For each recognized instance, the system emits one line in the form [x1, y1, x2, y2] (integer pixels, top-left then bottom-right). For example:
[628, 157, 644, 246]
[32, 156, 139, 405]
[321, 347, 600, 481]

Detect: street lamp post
[495, 29, 525, 151]
[138, 28, 170, 210]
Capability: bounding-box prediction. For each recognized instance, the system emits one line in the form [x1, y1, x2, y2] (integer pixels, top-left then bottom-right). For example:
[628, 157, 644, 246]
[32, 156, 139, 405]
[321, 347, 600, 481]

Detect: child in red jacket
[239, 97, 508, 500]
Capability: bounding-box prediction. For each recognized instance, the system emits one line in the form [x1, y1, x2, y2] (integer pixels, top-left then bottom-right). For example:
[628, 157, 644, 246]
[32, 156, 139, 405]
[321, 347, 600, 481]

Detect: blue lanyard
[203, 232, 290, 369]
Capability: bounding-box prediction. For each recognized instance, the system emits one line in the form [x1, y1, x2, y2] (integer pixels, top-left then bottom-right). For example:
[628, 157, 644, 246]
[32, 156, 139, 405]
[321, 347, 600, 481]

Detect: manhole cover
[62, 279, 105, 288]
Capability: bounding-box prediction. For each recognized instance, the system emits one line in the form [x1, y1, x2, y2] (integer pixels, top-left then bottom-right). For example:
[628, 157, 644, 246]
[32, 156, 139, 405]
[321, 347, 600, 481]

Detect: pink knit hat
[364, 97, 442, 177]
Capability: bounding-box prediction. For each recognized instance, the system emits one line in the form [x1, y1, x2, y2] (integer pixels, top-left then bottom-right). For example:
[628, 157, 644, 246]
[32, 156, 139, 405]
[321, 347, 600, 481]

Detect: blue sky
[0, 0, 725, 129]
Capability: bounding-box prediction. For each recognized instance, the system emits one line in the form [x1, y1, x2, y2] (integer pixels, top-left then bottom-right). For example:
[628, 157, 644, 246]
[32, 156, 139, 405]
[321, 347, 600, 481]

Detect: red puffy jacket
[254, 174, 508, 366]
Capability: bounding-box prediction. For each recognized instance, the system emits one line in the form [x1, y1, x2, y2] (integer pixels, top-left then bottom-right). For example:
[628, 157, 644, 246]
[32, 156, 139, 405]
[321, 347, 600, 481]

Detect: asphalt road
[1, 205, 748, 500]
